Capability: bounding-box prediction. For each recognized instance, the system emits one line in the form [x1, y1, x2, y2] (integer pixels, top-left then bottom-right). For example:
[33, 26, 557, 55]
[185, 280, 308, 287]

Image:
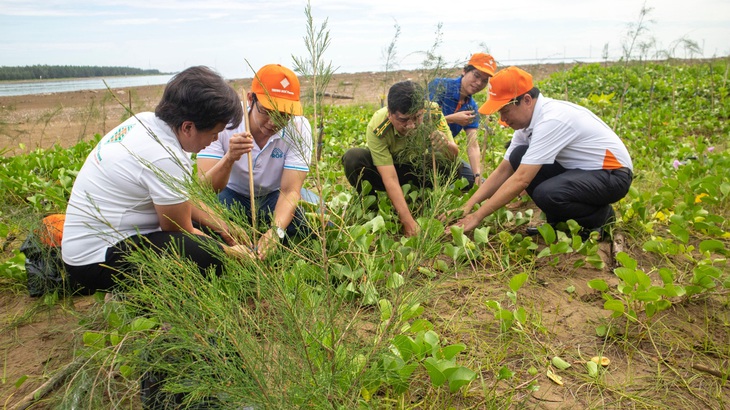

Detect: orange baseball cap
[252, 64, 302, 116]
[478, 66, 534, 115]
[468, 53, 497, 76]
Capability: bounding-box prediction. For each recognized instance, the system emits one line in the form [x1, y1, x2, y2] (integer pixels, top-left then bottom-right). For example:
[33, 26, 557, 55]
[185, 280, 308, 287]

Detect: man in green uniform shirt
[342, 80, 474, 236]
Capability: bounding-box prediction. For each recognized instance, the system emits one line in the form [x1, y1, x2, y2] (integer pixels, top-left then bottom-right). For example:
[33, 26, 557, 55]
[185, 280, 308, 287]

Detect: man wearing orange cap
[451, 66, 633, 239]
[198, 64, 312, 259]
[428, 53, 497, 185]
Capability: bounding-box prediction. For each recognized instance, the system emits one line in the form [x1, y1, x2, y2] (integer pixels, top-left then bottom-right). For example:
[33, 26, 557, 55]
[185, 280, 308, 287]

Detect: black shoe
[579, 226, 604, 241]
[525, 223, 556, 236]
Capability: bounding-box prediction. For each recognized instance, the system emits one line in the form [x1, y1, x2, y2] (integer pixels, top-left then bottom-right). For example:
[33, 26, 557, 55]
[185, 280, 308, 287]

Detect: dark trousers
[341, 147, 474, 193]
[65, 232, 225, 293]
[509, 145, 632, 228]
[218, 187, 311, 238]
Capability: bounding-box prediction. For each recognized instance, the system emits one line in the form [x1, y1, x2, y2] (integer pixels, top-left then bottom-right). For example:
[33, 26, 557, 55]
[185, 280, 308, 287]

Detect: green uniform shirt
[366, 102, 455, 167]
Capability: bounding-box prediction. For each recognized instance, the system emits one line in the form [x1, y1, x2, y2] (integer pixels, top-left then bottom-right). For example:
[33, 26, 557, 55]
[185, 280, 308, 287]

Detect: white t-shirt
[505, 95, 633, 171]
[62, 112, 193, 265]
[197, 116, 313, 197]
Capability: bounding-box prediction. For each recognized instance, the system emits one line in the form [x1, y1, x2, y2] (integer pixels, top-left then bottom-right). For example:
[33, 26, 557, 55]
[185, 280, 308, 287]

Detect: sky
[1, 0, 728, 80]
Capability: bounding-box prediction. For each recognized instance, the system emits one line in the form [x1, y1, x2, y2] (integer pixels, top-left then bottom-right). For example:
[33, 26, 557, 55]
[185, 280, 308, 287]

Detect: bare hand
[256, 228, 279, 260]
[226, 244, 256, 259]
[429, 131, 448, 151]
[226, 132, 254, 162]
[221, 224, 253, 248]
[450, 212, 482, 233]
[449, 110, 477, 127]
[402, 218, 421, 237]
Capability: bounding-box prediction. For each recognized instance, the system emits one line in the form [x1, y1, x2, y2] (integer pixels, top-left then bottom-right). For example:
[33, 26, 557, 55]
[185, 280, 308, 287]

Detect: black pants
[65, 231, 225, 293]
[341, 147, 474, 193]
[509, 145, 632, 228]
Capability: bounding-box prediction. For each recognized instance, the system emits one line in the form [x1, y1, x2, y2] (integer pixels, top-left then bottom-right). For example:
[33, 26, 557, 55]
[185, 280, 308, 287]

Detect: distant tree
[0, 65, 164, 81]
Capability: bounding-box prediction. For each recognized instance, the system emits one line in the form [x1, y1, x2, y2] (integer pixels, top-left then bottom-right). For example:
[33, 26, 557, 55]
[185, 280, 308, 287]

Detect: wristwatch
[275, 226, 286, 240]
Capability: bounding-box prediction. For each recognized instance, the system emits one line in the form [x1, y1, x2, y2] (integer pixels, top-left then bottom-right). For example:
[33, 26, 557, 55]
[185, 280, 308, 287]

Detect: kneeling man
[451, 66, 633, 238]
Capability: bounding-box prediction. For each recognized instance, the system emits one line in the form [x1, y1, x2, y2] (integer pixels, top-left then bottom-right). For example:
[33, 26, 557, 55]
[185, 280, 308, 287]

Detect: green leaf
[604, 300, 625, 315]
[646, 302, 657, 318]
[119, 365, 133, 379]
[497, 365, 514, 380]
[423, 357, 448, 387]
[378, 299, 392, 321]
[109, 331, 122, 346]
[14, 374, 28, 388]
[615, 252, 637, 269]
[130, 317, 158, 332]
[586, 361, 599, 377]
[634, 290, 660, 302]
[423, 330, 440, 352]
[439, 343, 466, 360]
[392, 335, 418, 362]
[434, 258, 449, 272]
[552, 356, 571, 370]
[538, 224, 556, 243]
[83, 331, 106, 349]
[699, 239, 725, 254]
[366, 215, 385, 233]
[514, 307, 527, 324]
[447, 366, 477, 393]
[450, 225, 466, 246]
[588, 279, 609, 292]
[615, 267, 638, 287]
[407, 318, 433, 333]
[509, 272, 529, 292]
[473, 227, 490, 244]
[386, 272, 404, 289]
[585, 254, 605, 269]
[550, 241, 572, 254]
[669, 223, 690, 244]
[443, 244, 461, 261]
[658, 268, 674, 284]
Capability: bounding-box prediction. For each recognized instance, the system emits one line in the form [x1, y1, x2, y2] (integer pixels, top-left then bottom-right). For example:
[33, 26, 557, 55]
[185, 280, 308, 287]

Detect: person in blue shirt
[428, 53, 497, 185]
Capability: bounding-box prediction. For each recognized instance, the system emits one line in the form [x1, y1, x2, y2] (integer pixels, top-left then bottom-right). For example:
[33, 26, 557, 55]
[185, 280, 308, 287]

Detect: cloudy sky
[1, 0, 728, 79]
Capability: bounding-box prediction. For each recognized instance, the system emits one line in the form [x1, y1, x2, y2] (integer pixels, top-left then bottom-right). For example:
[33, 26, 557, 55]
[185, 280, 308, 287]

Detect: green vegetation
[2, 56, 727, 409]
[0, 65, 165, 81]
[1, 30, 729, 410]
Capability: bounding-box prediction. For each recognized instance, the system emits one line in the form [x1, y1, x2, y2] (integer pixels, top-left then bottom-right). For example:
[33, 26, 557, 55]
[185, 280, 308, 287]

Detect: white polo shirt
[62, 112, 192, 265]
[505, 95, 633, 171]
[198, 116, 313, 197]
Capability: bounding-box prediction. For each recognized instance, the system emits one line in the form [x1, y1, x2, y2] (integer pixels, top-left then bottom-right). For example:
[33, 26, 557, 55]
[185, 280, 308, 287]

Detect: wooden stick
[241, 88, 257, 241]
[692, 363, 729, 379]
[11, 358, 84, 410]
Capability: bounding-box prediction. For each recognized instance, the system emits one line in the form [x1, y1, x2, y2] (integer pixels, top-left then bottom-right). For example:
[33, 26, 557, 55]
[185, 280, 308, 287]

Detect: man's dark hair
[155, 66, 243, 132]
[387, 80, 426, 115]
[463, 64, 477, 74]
[513, 87, 541, 106]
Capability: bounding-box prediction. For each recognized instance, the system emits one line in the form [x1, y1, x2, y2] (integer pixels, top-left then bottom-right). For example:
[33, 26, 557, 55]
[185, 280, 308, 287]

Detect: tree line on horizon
[0, 65, 165, 81]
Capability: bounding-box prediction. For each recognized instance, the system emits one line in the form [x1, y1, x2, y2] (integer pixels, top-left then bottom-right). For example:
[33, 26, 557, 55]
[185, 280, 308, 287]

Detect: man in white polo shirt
[450, 66, 633, 239]
[197, 64, 312, 259]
